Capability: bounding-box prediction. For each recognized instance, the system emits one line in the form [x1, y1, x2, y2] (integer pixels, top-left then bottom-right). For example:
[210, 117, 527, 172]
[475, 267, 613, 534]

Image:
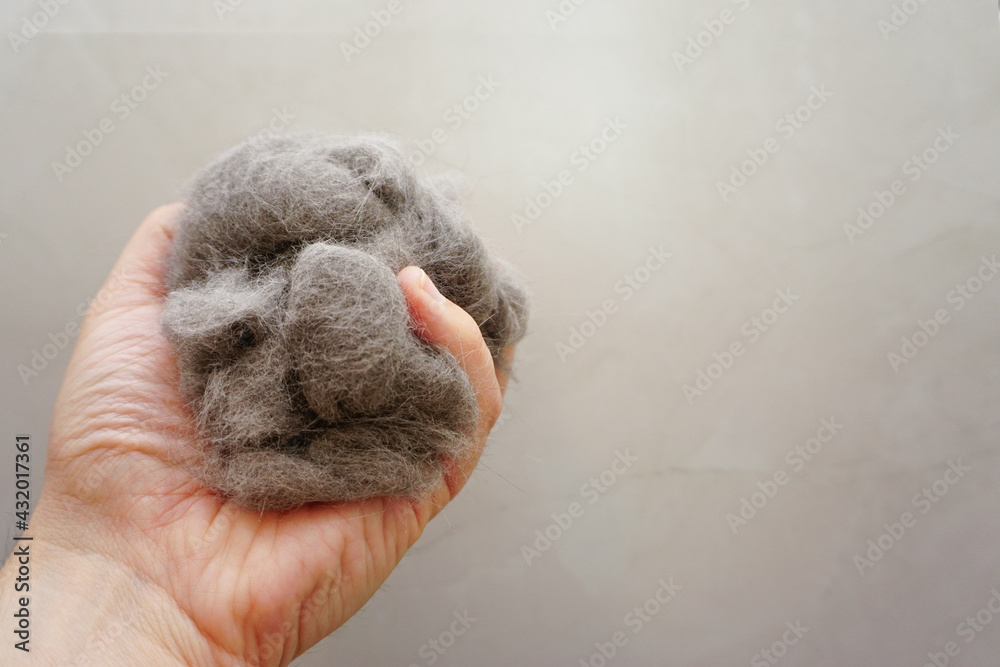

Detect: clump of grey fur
[161, 133, 528, 511]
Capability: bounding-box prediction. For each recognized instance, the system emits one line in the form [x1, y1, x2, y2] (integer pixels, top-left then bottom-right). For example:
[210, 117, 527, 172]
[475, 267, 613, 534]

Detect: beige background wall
[2, 1, 999, 665]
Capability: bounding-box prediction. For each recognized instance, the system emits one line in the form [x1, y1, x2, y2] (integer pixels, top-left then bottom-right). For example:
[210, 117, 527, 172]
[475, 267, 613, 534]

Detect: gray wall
[2, 1, 999, 665]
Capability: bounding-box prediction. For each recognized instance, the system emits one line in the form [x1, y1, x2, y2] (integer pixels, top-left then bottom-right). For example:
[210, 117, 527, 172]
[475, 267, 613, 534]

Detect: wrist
[0, 495, 225, 666]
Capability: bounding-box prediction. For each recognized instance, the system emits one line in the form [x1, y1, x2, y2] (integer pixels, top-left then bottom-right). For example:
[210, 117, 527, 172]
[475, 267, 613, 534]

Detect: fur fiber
[161, 133, 528, 511]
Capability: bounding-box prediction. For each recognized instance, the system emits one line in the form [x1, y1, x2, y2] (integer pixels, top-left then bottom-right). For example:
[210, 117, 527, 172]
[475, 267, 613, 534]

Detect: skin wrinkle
[38, 517, 220, 666]
[161, 133, 528, 511]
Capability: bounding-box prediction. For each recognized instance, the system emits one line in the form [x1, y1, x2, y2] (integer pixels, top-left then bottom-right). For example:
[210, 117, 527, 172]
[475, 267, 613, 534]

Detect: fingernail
[421, 270, 447, 303]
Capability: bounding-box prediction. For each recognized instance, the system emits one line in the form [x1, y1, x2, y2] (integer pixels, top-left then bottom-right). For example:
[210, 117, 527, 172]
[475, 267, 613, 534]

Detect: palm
[38, 206, 474, 665]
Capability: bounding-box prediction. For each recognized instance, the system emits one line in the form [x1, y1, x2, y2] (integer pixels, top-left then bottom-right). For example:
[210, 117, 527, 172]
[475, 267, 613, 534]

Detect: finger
[397, 266, 504, 503]
[396, 266, 502, 424]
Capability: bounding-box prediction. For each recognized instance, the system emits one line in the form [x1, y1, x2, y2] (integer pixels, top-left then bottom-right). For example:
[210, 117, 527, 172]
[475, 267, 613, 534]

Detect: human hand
[0, 204, 512, 666]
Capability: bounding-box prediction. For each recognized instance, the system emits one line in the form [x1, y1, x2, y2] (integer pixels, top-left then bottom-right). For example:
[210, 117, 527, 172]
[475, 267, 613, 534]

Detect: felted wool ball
[161, 133, 529, 511]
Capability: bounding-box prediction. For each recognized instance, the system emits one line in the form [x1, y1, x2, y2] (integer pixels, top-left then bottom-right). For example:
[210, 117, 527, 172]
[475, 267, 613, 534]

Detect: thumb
[396, 266, 503, 430]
